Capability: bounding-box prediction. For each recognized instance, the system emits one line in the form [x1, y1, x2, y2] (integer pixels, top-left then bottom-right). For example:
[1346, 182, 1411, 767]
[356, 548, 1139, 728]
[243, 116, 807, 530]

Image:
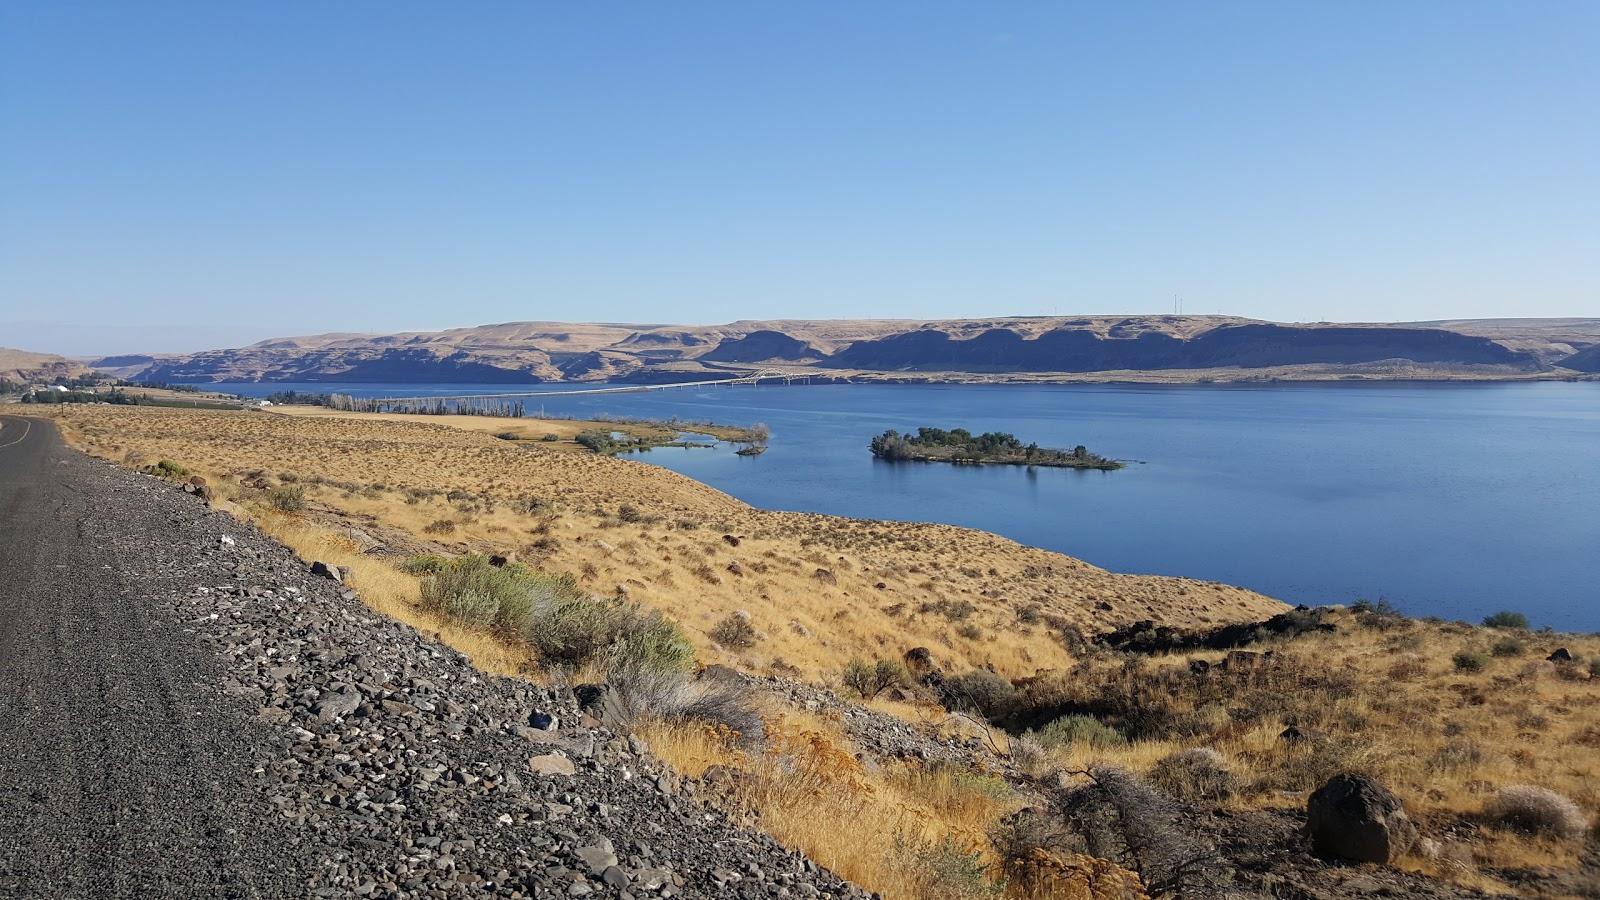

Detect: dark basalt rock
[1306, 774, 1418, 864]
[1098, 606, 1336, 654]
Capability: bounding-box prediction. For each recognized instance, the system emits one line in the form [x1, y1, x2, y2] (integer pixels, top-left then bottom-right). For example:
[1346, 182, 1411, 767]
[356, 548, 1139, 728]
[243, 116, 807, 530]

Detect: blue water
[222, 381, 1600, 631]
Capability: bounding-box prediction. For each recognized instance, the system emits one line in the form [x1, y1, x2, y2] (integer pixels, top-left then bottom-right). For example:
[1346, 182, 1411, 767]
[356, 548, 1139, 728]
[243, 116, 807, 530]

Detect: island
[868, 426, 1124, 470]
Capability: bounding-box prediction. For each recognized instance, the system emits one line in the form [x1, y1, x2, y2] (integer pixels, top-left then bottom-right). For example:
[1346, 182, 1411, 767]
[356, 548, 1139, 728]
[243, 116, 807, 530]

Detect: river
[218, 381, 1600, 631]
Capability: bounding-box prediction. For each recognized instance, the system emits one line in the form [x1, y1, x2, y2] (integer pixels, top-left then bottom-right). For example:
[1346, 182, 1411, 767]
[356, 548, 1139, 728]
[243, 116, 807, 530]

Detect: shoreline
[150, 366, 1600, 390]
[265, 404, 765, 451]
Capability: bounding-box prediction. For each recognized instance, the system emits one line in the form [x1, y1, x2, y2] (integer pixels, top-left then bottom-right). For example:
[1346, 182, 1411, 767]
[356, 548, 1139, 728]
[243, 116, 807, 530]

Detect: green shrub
[1491, 636, 1525, 657]
[921, 598, 977, 621]
[442, 588, 500, 630]
[946, 769, 1013, 803]
[152, 459, 189, 478]
[514, 584, 616, 668]
[1453, 649, 1489, 673]
[897, 835, 1001, 900]
[495, 431, 521, 441]
[708, 612, 758, 649]
[399, 554, 452, 576]
[1032, 714, 1127, 750]
[605, 608, 696, 675]
[266, 484, 306, 512]
[1483, 610, 1529, 629]
[420, 555, 536, 632]
[576, 430, 623, 454]
[842, 657, 907, 700]
[541, 433, 560, 442]
[419, 555, 694, 675]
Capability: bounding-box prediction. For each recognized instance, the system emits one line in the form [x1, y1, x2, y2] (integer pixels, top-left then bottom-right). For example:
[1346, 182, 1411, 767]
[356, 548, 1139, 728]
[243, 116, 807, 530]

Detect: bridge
[362, 369, 805, 406]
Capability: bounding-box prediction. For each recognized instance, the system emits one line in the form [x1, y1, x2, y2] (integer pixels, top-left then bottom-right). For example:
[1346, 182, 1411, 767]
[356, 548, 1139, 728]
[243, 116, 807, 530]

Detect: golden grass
[1019, 610, 1600, 889]
[643, 706, 1151, 899]
[45, 404, 1285, 682]
[272, 404, 756, 446]
[641, 709, 1029, 900]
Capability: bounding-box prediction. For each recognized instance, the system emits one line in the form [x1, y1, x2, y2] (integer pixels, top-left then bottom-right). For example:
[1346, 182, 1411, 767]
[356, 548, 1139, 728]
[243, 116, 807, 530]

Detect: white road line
[0, 417, 34, 450]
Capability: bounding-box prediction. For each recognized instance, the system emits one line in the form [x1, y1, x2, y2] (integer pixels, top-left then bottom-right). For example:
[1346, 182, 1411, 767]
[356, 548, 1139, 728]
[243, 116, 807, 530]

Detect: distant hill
[121, 315, 1597, 384]
[824, 323, 1532, 372]
[0, 348, 93, 383]
[1558, 344, 1600, 373]
[699, 330, 822, 363]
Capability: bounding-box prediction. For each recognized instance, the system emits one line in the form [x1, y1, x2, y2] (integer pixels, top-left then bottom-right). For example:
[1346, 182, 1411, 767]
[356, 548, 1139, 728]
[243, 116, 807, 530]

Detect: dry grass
[1012, 610, 1600, 888]
[641, 709, 1030, 900]
[273, 404, 757, 446]
[644, 707, 1151, 899]
[45, 404, 1284, 681]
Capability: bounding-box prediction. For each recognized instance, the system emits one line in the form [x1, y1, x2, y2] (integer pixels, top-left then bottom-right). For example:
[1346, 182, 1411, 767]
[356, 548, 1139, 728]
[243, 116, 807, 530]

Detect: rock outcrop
[1306, 774, 1418, 864]
[108, 315, 1589, 383]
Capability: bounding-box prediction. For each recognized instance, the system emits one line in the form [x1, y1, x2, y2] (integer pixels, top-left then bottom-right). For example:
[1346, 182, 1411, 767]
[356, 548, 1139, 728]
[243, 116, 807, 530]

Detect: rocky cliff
[112, 316, 1590, 383]
[1558, 344, 1600, 373]
[824, 323, 1536, 372]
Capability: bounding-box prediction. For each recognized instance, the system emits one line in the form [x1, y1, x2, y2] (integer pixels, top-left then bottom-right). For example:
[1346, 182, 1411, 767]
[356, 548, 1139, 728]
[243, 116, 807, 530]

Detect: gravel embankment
[0, 416, 861, 899]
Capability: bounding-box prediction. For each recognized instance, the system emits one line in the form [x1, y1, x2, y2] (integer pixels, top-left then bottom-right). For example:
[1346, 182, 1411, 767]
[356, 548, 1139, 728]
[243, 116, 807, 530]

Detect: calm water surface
[222, 382, 1600, 631]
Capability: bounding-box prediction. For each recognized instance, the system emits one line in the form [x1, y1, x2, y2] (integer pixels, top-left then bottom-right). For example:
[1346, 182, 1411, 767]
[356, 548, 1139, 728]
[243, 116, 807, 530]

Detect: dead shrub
[1484, 786, 1590, 839]
[1055, 766, 1223, 896]
[1007, 734, 1048, 776]
[1427, 738, 1484, 774]
[606, 665, 764, 747]
[940, 670, 1019, 723]
[1148, 748, 1236, 803]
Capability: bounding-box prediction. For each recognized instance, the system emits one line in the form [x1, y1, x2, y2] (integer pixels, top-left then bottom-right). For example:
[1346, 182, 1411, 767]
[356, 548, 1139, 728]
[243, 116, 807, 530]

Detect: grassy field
[271, 404, 764, 450]
[1008, 607, 1600, 891]
[45, 404, 1281, 681]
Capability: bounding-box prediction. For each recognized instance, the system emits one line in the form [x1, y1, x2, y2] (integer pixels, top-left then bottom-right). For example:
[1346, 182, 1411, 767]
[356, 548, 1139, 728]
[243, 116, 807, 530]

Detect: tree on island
[869, 427, 1122, 470]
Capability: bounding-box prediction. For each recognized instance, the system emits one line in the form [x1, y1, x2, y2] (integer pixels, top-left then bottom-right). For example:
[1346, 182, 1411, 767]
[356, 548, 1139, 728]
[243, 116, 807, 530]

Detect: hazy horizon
[3, 3, 1597, 355]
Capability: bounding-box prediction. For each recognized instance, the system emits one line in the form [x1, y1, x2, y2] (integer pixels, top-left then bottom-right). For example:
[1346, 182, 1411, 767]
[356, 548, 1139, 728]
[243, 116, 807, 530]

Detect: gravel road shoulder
[0, 415, 859, 898]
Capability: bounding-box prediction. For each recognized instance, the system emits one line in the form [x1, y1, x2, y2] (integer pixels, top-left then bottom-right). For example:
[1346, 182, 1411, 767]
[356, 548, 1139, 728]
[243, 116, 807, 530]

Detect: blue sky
[2, 2, 1596, 355]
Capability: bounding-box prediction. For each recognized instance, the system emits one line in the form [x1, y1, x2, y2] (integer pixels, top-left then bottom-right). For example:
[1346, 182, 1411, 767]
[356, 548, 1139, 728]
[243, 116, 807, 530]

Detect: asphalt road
[0, 414, 303, 898]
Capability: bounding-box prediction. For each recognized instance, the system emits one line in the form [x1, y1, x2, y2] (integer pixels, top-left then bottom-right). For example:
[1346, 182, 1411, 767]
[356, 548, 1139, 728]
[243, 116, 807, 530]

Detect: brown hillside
[44, 404, 1284, 680]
